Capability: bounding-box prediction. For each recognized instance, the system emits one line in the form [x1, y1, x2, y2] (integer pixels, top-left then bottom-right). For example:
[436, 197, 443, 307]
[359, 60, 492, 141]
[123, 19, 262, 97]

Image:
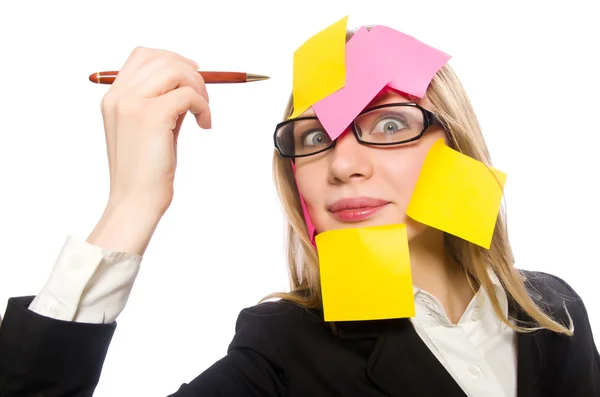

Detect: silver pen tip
[246, 73, 270, 82]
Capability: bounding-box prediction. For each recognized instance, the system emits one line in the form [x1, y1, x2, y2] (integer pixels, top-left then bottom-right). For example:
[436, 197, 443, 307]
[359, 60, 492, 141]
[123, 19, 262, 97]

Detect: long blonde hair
[262, 28, 573, 336]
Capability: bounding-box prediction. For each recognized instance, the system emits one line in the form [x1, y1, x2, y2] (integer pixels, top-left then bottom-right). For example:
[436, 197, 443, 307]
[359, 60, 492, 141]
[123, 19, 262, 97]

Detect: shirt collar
[412, 266, 509, 320]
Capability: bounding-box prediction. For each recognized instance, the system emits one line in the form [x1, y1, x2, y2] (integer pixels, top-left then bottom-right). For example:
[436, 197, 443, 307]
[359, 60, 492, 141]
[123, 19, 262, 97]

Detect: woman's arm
[0, 200, 160, 395]
[0, 46, 220, 396]
[28, 198, 159, 325]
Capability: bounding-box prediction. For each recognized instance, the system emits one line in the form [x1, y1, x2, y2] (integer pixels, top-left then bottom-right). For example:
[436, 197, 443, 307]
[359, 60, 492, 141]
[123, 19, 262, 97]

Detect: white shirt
[412, 281, 517, 397]
[28, 235, 516, 397]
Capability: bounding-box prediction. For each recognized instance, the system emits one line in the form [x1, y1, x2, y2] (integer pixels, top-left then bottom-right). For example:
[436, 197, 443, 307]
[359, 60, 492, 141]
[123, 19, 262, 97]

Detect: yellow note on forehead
[316, 224, 415, 322]
[290, 16, 348, 118]
[406, 139, 507, 249]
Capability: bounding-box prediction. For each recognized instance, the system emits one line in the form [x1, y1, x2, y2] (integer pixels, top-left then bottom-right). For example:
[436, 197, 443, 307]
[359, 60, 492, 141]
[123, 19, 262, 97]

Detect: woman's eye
[302, 130, 330, 146]
[372, 118, 408, 134]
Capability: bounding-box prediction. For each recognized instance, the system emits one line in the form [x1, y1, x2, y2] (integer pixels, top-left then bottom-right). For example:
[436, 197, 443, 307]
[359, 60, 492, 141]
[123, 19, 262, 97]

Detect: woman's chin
[405, 219, 433, 241]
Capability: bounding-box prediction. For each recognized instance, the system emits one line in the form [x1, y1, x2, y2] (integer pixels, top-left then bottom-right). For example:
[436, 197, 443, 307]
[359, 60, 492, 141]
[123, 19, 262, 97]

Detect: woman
[0, 26, 598, 397]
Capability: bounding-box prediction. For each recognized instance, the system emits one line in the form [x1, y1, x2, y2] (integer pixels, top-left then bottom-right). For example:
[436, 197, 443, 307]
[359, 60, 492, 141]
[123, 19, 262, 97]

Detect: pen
[88, 71, 270, 85]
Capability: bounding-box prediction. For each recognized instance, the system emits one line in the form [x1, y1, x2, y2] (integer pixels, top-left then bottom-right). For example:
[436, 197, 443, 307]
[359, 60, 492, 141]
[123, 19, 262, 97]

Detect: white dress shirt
[28, 235, 516, 397]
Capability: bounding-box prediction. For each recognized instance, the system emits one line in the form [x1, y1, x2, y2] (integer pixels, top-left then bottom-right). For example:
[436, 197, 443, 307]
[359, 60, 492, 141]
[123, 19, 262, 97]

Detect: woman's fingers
[132, 59, 208, 103]
[113, 46, 200, 91]
[157, 85, 212, 130]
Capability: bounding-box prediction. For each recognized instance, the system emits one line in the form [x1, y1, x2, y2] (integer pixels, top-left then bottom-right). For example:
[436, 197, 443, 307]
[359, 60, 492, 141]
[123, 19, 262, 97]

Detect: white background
[0, 0, 598, 395]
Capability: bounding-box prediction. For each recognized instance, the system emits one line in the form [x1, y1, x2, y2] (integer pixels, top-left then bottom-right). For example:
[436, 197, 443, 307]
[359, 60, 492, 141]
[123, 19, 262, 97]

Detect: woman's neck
[409, 227, 476, 324]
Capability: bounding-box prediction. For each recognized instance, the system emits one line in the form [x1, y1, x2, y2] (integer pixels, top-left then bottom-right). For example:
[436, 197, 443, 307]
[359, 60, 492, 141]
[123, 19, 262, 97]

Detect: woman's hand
[87, 47, 211, 255]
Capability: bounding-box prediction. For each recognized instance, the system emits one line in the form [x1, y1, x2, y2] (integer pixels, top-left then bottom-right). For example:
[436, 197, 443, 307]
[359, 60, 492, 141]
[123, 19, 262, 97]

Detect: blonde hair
[262, 28, 573, 336]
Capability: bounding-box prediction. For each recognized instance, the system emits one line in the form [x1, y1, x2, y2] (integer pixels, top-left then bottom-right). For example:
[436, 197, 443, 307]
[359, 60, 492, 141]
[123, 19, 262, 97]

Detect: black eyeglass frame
[273, 102, 442, 159]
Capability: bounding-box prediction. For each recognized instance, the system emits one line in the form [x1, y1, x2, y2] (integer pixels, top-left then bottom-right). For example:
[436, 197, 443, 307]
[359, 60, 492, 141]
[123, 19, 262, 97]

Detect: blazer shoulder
[228, 299, 325, 360]
[238, 299, 321, 325]
[520, 270, 582, 301]
[519, 270, 588, 324]
[233, 299, 327, 342]
[519, 272, 600, 393]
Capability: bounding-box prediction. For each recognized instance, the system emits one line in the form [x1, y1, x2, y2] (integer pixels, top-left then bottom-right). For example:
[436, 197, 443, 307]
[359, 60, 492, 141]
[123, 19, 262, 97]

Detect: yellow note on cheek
[315, 224, 415, 322]
[406, 139, 507, 249]
[290, 16, 348, 118]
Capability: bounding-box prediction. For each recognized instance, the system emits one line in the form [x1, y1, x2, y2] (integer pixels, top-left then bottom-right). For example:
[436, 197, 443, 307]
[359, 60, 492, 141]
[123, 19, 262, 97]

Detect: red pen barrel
[88, 71, 267, 85]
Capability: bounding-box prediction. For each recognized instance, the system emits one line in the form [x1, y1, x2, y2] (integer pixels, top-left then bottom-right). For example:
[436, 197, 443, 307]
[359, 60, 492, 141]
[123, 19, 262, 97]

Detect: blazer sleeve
[555, 276, 600, 395]
[0, 297, 288, 397]
[0, 296, 116, 396]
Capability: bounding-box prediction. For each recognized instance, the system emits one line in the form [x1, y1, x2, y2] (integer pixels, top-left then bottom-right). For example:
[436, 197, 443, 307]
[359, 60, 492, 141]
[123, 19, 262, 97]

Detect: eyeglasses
[273, 102, 440, 158]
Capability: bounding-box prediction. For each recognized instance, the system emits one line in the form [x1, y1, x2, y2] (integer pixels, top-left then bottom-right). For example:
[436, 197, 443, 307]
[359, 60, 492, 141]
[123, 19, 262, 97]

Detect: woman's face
[294, 89, 447, 240]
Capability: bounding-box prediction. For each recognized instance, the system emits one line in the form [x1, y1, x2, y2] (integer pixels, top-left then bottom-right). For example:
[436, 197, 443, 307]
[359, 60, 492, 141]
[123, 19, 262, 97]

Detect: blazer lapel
[338, 318, 468, 397]
[516, 330, 543, 397]
[512, 296, 545, 397]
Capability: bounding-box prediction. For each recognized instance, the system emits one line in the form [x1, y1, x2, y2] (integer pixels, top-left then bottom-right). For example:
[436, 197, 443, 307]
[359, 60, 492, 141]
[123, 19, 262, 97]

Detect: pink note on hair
[312, 25, 451, 140]
[290, 160, 316, 246]
[368, 25, 451, 98]
[312, 27, 392, 141]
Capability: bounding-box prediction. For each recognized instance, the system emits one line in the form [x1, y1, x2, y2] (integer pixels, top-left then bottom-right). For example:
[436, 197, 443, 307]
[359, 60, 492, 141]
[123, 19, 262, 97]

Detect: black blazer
[0, 270, 598, 396]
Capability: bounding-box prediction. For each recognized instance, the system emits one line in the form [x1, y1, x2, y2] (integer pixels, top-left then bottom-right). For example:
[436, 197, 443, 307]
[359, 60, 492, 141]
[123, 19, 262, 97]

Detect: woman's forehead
[368, 87, 412, 106]
[298, 87, 412, 118]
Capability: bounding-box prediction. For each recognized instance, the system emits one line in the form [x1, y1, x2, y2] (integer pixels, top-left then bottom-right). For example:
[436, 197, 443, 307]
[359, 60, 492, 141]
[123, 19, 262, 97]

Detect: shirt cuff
[29, 234, 142, 324]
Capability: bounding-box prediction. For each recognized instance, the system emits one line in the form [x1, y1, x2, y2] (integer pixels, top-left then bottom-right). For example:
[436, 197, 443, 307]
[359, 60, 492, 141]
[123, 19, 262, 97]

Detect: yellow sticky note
[406, 139, 507, 249]
[290, 16, 348, 118]
[315, 224, 415, 322]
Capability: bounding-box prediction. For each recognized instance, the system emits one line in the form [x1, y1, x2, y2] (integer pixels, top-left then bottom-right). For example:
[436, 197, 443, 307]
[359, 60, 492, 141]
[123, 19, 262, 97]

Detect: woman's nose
[328, 130, 374, 184]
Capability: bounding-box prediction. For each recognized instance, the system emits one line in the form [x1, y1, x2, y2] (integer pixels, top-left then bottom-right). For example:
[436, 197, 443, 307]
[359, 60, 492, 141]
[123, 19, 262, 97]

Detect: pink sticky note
[369, 25, 451, 98]
[312, 26, 451, 140]
[290, 160, 316, 246]
[313, 27, 392, 140]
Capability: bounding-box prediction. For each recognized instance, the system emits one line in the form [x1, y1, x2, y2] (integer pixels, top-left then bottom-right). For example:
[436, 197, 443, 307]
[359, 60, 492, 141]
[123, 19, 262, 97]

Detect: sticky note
[290, 16, 348, 118]
[368, 25, 451, 98]
[406, 139, 507, 249]
[315, 224, 415, 322]
[313, 27, 393, 140]
[290, 160, 316, 245]
[311, 24, 451, 140]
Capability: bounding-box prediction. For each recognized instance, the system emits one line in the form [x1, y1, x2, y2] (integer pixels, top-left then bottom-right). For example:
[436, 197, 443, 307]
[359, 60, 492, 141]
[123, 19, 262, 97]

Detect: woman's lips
[328, 197, 390, 223]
